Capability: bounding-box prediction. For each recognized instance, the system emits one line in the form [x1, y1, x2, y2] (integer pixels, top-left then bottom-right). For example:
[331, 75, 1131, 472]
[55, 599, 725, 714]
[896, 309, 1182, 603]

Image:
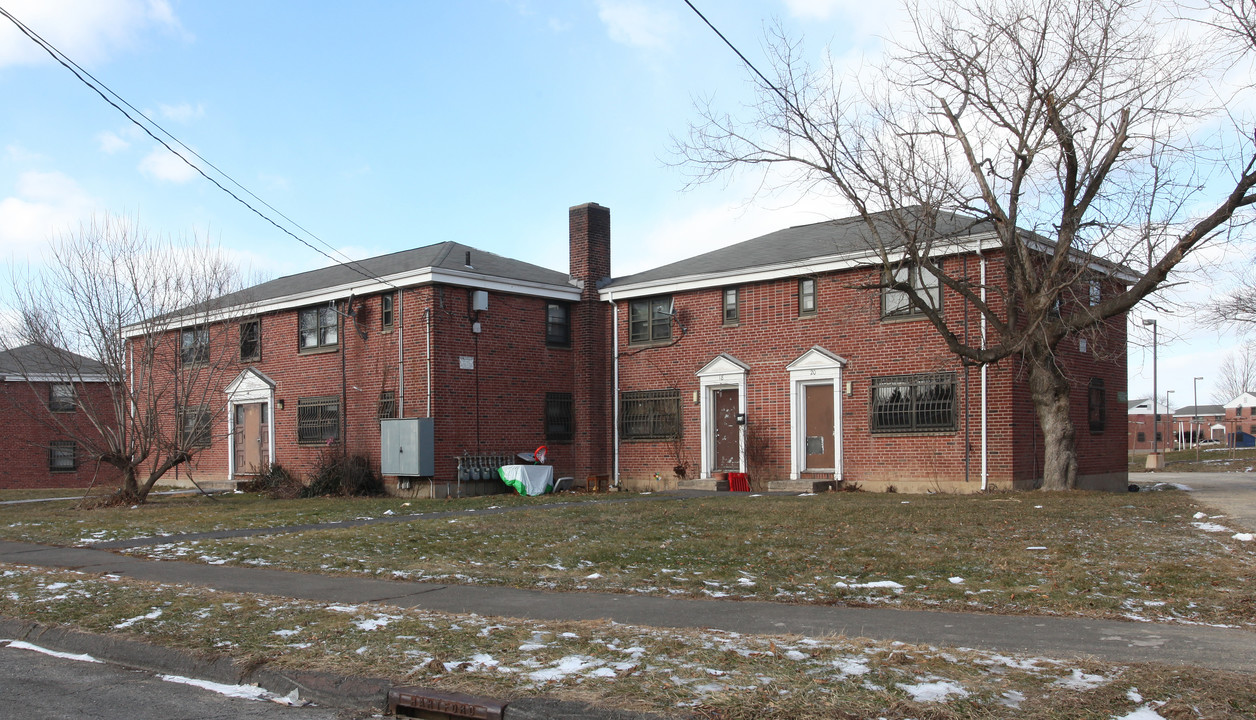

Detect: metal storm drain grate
[387, 686, 506, 719]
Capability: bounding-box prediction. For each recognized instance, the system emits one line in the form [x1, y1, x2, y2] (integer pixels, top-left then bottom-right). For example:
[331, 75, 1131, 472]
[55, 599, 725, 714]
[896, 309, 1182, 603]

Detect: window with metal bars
[620, 389, 681, 440]
[297, 396, 340, 444]
[1088, 378, 1106, 433]
[545, 392, 574, 443]
[869, 373, 956, 434]
[48, 440, 76, 471]
[378, 390, 397, 419]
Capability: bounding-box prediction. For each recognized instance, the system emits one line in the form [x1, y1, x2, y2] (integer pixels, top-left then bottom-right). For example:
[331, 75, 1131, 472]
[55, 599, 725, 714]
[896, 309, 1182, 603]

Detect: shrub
[302, 448, 384, 498]
[240, 463, 304, 499]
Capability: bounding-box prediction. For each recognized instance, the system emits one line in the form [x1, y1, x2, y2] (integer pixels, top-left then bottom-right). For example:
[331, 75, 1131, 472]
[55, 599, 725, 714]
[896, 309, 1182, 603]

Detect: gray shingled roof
[212, 241, 572, 309]
[0, 344, 109, 378]
[607, 208, 990, 287]
[1174, 404, 1226, 417]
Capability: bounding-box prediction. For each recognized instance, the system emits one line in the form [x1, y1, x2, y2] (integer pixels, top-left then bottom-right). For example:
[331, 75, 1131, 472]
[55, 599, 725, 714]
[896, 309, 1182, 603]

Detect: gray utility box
[380, 418, 435, 477]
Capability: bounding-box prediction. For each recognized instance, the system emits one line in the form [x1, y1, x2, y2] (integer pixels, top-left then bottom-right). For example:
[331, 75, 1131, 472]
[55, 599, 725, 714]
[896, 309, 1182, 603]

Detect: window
[1137, 431, 1146, 443]
[49, 383, 76, 412]
[378, 390, 397, 419]
[48, 441, 76, 472]
[1088, 378, 1106, 434]
[870, 373, 957, 434]
[628, 296, 673, 344]
[181, 327, 209, 364]
[297, 396, 339, 444]
[723, 287, 740, 325]
[1089, 279, 1101, 306]
[1156, 431, 1163, 442]
[381, 293, 395, 329]
[240, 320, 260, 362]
[882, 264, 943, 318]
[546, 302, 570, 347]
[545, 392, 574, 443]
[298, 305, 338, 350]
[798, 278, 817, 317]
[620, 389, 682, 440]
[179, 405, 212, 448]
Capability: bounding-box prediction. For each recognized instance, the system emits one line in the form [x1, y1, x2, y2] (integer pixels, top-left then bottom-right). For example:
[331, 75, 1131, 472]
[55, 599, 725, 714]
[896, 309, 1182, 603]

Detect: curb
[0, 617, 673, 719]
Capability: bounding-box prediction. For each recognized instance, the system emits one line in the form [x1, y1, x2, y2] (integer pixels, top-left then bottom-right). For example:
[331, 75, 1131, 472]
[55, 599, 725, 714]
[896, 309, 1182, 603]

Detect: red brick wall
[0, 380, 121, 489]
[614, 253, 1128, 491]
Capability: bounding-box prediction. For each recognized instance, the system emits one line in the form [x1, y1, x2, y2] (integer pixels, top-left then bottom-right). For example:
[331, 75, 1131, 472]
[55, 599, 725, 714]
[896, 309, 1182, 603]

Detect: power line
[0, 5, 396, 290]
[680, 1, 813, 131]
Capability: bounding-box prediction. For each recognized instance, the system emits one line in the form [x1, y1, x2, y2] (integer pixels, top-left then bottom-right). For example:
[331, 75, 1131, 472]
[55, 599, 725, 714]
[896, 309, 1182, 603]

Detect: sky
[0, 0, 1250, 406]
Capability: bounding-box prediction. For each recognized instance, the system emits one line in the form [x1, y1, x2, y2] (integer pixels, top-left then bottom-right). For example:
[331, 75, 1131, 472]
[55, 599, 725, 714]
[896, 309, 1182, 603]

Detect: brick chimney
[568, 202, 611, 479]
[569, 202, 611, 300]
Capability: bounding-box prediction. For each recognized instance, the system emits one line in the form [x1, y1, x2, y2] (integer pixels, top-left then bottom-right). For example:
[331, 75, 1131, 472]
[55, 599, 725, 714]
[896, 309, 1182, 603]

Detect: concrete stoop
[675, 477, 726, 491]
[0, 617, 673, 719]
[767, 479, 837, 493]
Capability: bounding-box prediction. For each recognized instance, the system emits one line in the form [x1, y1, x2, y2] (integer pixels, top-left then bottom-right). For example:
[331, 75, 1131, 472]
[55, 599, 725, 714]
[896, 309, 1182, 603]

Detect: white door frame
[787, 346, 847, 481]
[695, 353, 750, 479]
[224, 368, 277, 480]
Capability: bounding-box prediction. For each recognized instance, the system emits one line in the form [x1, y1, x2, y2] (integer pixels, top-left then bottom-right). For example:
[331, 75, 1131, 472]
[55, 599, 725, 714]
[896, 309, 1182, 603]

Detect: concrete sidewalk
[2, 539, 1253, 674]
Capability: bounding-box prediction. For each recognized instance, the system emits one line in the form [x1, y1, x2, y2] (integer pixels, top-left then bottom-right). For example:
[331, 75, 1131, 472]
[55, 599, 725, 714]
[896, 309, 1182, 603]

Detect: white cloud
[138, 146, 196, 183]
[0, 0, 183, 69]
[0, 170, 100, 258]
[158, 102, 204, 123]
[597, 0, 677, 49]
[96, 130, 130, 154]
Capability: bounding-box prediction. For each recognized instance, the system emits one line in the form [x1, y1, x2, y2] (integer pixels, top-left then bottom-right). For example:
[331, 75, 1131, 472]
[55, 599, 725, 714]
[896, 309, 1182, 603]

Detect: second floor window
[240, 320, 260, 362]
[49, 383, 76, 412]
[381, 293, 395, 329]
[723, 287, 740, 325]
[546, 302, 570, 347]
[181, 327, 209, 364]
[798, 278, 817, 316]
[882, 264, 942, 318]
[628, 296, 673, 344]
[299, 306, 338, 350]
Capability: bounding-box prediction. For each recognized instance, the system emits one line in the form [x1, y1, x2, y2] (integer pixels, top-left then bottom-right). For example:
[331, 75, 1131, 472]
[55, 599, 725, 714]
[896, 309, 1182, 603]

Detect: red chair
[728, 472, 750, 492]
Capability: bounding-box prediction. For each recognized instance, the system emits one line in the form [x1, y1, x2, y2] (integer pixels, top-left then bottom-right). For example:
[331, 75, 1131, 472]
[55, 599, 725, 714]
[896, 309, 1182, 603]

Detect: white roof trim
[2, 373, 110, 383]
[601, 235, 1002, 300]
[786, 346, 848, 371]
[224, 367, 276, 394]
[123, 268, 581, 338]
[696, 353, 751, 377]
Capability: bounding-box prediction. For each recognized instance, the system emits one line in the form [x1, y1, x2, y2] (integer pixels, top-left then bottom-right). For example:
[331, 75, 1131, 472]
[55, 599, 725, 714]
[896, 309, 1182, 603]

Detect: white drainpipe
[610, 293, 620, 488]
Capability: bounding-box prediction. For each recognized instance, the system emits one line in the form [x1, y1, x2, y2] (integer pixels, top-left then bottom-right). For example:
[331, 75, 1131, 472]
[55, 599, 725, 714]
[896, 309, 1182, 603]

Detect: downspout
[979, 250, 989, 490]
[610, 293, 620, 489]
[425, 307, 433, 417]
[340, 299, 348, 459]
[398, 289, 405, 418]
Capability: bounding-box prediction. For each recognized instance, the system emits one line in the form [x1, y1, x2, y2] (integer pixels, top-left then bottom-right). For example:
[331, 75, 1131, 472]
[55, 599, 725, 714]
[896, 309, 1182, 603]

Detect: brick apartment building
[1127, 398, 1174, 453]
[133, 203, 1129, 495]
[0, 345, 118, 489]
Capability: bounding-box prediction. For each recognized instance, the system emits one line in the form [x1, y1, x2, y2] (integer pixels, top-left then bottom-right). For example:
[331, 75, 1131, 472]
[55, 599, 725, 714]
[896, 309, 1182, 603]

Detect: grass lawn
[1129, 446, 1256, 473]
[3, 487, 1253, 627]
[3, 564, 1254, 720]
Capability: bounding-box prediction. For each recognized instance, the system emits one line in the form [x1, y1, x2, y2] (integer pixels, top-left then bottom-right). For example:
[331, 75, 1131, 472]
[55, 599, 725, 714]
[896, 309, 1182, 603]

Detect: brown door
[804, 384, 834, 470]
[234, 402, 270, 474]
[713, 388, 740, 473]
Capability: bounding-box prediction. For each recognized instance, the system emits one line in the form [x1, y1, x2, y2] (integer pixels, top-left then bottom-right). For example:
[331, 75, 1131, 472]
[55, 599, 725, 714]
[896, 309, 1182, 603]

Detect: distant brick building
[0, 345, 119, 489]
[134, 203, 1129, 495]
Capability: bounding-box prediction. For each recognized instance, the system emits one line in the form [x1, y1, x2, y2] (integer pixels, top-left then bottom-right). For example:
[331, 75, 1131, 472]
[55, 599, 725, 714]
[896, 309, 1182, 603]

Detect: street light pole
[1194, 376, 1203, 460]
[1143, 319, 1160, 468]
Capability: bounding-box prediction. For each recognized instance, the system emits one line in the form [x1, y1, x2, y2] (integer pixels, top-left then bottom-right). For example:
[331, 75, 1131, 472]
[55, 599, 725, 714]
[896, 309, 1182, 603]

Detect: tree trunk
[1026, 346, 1079, 490]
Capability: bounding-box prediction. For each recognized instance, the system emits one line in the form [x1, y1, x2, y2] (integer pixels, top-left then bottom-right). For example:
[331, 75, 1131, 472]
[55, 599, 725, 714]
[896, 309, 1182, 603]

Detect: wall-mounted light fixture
[277, 399, 285, 410]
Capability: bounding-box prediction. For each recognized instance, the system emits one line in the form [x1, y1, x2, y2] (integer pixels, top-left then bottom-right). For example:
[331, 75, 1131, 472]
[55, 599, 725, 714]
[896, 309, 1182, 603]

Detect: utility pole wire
[0, 4, 397, 290]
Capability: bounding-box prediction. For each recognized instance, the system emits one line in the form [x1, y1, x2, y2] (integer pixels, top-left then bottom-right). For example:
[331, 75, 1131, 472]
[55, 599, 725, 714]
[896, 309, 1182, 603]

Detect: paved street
[0, 641, 350, 720]
[1142, 470, 1256, 531]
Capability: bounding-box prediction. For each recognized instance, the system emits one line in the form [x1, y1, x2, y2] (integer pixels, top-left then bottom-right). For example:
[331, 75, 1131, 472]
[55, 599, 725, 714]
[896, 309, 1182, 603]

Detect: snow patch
[2, 640, 101, 663]
[899, 678, 969, 702]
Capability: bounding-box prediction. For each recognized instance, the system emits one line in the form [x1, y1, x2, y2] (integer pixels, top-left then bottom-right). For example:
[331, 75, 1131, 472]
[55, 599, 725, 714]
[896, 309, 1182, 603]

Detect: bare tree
[1212, 342, 1256, 402]
[4, 216, 250, 503]
[675, 0, 1256, 489]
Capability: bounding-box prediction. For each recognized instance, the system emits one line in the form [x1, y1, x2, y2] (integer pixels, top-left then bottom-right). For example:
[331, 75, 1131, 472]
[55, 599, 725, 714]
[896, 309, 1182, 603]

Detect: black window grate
[620, 389, 682, 440]
[545, 392, 574, 443]
[298, 396, 340, 444]
[870, 373, 956, 434]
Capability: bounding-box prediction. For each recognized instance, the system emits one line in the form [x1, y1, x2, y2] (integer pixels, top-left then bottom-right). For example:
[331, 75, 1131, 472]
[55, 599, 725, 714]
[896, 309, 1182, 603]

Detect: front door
[234, 402, 269, 474]
[713, 388, 740, 472]
[803, 384, 834, 470]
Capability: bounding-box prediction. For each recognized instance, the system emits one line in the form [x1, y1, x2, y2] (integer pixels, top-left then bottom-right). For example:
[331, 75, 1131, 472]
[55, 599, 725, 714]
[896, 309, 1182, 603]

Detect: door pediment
[225, 367, 276, 403]
[786, 346, 846, 373]
[696, 353, 750, 379]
